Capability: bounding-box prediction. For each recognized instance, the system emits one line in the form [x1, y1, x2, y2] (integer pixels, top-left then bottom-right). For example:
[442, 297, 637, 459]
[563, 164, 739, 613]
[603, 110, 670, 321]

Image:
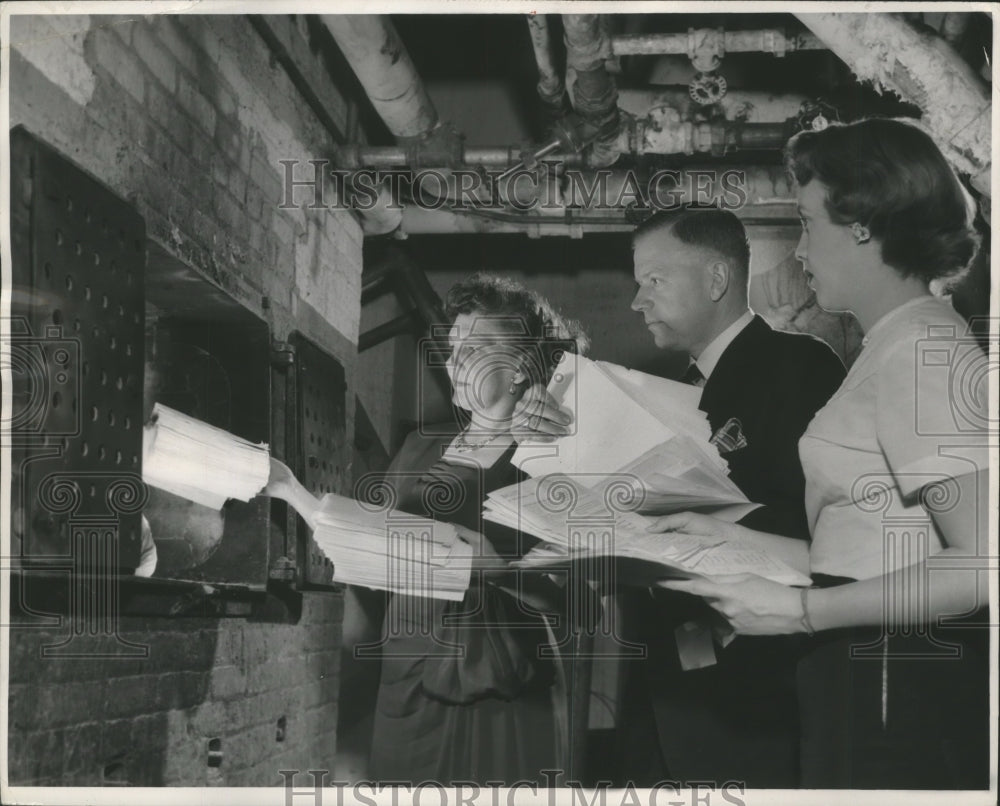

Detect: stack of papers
[511, 356, 755, 518]
[486, 476, 809, 587]
[311, 493, 472, 600]
[142, 403, 270, 510]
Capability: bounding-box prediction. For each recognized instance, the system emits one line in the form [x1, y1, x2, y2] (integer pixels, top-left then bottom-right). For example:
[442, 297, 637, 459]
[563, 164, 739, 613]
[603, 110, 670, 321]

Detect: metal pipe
[399, 203, 798, 238]
[940, 13, 972, 46]
[796, 13, 991, 198]
[338, 144, 584, 169]
[358, 314, 417, 352]
[563, 14, 621, 167]
[612, 29, 825, 57]
[526, 14, 567, 125]
[618, 88, 809, 124]
[319, 15, 438, 138]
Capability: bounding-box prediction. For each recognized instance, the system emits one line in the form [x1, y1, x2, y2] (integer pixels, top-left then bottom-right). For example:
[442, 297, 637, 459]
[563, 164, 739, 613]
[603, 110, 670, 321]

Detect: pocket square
[710, 417, 748, 454]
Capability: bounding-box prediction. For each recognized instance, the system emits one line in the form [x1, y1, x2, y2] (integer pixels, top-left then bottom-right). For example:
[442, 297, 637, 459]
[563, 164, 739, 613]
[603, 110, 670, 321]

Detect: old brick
[130, 712, 169, 755]
[153, 16, 202, 74]
[88, 25, 144, 105]
[229, 164, 249, 206]
[184, 699, 227, 738]
[245, 183, 264, 223]
[189, 209, 220, 250]
[161, 735, 203, 786]
[177, 74, 217, 136]
[101, 717, 134, 760]
[251, 154, 283, 206]
[145, 78, 192, 152]
[8, 728, 66, 783]
[209, 664, 247, 700]
[158, 669, 212, 711]
[248, 221, 268, 260]
[270, 209, 297, 249]
[132, 23, 177, 91]
[104, 673, 162, 719]
[37, 679, 107, 727]
[214, 117, 241, 165]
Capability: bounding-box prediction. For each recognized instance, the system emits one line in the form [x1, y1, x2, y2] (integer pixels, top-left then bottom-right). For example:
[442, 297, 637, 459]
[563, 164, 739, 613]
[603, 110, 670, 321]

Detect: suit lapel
[698, 315, 771, 429]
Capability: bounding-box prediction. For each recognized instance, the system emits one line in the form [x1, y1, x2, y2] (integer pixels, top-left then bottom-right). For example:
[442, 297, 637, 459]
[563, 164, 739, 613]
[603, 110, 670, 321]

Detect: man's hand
[510, 382, 573, 443]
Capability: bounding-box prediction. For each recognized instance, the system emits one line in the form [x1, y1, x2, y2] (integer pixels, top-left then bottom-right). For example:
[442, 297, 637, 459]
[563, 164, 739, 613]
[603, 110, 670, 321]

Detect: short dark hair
[633, 207, 751, 285]
[444, 273, 590, 384]
[785, 117, 979, 286]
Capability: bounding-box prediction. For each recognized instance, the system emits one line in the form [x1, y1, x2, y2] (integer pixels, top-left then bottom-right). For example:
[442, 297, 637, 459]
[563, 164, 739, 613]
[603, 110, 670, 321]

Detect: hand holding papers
[485, 475, 809, 587]
[310, 492, 473, 600]
[142, 403, 270, 510]
[511, 355, 756, 518]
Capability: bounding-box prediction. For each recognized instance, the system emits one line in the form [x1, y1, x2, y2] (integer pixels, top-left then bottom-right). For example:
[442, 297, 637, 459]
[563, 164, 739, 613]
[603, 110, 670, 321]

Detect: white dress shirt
[689, 309, 755, 385]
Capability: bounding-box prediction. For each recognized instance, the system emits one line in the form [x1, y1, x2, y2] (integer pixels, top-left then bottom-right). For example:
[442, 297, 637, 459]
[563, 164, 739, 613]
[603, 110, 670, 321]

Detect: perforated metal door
[9, 127, 145, 570]
[290, 332, 348, 589]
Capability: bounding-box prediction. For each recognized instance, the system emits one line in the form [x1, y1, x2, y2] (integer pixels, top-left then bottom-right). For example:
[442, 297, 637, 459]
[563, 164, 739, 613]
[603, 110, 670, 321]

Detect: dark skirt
[369, 584, 559, 785]
[797, 576, 990, 789]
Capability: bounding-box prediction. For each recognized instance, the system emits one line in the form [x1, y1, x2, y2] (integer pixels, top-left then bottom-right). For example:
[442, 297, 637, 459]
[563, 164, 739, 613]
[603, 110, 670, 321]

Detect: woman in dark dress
[367, 274, 589, 785]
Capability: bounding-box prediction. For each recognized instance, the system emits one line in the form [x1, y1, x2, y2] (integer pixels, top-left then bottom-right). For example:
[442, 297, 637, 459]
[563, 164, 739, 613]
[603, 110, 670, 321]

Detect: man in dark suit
[618, 207, 846, 787]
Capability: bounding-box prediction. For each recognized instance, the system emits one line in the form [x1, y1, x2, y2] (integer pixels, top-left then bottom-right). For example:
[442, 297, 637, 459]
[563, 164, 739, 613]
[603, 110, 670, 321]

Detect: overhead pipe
[617, 87, 810, 126]
[795, 13, 991, 198]
[399, 204, 797, 239]
[563, 14, 622, 167]
[526, 15, 569, 128]
[611, 29, 825, 57]
[940, 13, 972, 47]
[337, 144, 584, 170]
[319, 15, 438, 138]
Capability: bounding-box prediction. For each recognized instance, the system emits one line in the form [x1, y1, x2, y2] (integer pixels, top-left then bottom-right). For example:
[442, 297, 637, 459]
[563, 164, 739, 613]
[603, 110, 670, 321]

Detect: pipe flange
[688, 27, 724, 73]
[689, 72, 728, 105]
[797, 100, 839, 133]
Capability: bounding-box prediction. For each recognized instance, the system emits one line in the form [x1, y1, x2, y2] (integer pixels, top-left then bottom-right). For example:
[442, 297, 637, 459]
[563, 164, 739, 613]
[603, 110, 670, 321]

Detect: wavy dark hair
[785, 117, 980, 286]
[444, 273, 590, 386]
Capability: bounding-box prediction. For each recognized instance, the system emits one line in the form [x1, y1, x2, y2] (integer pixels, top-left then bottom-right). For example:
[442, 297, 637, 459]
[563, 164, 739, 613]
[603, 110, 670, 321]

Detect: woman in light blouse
[653, 118, 990, 788]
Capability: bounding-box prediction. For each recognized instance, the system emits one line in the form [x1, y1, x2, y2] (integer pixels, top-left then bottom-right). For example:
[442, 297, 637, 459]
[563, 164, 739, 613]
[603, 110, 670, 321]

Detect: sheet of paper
[512, 356, 677, 481]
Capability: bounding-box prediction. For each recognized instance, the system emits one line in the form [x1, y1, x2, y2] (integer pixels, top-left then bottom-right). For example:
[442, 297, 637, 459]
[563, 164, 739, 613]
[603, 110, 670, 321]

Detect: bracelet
[800, 587, 816, 636]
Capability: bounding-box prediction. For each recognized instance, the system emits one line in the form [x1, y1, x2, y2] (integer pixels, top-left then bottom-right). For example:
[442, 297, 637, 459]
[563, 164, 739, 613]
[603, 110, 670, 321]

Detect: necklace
[452, 429, 505, 453]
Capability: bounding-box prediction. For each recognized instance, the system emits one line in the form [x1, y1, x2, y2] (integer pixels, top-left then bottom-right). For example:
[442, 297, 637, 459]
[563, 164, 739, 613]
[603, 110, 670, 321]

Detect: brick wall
[7, 12, 359, 786]
[7, 594, 343, 786]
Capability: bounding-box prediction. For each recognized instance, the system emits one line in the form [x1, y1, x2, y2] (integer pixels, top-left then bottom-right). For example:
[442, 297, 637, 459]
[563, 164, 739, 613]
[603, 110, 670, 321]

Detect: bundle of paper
[488, 476, 809, 587]
[142, 403, 270, 510]
[310, 493, 472, 600]
[510, 356, 754, 517]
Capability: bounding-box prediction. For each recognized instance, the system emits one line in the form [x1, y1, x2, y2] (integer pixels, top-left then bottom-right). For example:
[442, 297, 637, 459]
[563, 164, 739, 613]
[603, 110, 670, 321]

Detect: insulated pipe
[563, 14, 621, 167]
[612, 29, 825, 57]
[617, 88, 809, 125]
[337, 144, 583, 169]
[796, 13, 991, 198]
[399, 205, 798, 238]
[526, 14, 567, 125]
[319, 15, 438, 138]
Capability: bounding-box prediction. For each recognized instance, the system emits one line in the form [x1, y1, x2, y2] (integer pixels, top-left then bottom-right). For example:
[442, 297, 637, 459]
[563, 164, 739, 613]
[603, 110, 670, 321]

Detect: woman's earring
[851, 222, 871, 244]
[508, 372, 525, 395]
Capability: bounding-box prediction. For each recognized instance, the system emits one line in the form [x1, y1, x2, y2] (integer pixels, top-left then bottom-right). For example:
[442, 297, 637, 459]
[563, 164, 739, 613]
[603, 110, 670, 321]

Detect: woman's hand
[510, 383, 572, 443]
[646, 511, 740, 542]
[261, 457, 321, 528]
[262, 457, 298, 501]
[658, 574, 807, 635]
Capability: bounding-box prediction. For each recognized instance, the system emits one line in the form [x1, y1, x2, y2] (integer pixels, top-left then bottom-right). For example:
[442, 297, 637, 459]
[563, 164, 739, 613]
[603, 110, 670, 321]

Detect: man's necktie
[681, 361, 705, 387]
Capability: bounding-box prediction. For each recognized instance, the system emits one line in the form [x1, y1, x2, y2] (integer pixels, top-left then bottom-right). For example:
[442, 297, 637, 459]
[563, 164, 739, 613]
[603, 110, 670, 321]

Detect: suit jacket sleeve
[734, 335, 846, 539]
